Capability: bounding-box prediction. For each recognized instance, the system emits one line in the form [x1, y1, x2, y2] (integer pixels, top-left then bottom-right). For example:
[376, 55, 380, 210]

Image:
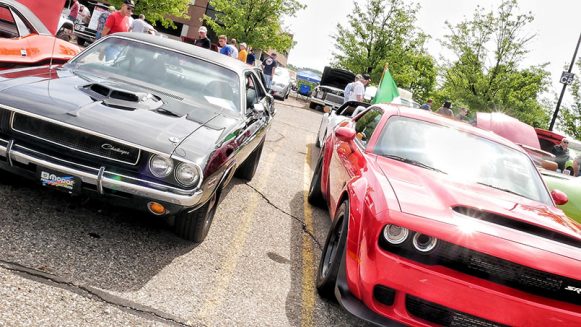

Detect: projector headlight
[383, 224, 409, 245]
[149, 155, 174, 178]
[175, 162, 201, 187]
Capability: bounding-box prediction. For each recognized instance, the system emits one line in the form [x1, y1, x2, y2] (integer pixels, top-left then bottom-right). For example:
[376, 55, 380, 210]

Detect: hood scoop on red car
[80, 83, 163, 111]
[453, 206, 581, 248]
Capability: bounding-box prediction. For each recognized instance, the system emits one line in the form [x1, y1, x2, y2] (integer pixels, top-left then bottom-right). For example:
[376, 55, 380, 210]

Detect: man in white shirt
[131, 14, 153, 33]
[348, 74, 371, 102]
[343, 74, 362, 104]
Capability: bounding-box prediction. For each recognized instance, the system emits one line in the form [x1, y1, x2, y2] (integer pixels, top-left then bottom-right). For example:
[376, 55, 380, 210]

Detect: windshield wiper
[477, 182, 526, 198]
[383, 154, 446, 174]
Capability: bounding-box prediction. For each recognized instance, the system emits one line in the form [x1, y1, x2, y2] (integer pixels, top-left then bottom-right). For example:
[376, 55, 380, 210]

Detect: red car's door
[327, 108, 385, 216]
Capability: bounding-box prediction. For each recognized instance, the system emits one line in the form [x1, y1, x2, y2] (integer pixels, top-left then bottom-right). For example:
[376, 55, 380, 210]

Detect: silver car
[270, 67, 291, 100]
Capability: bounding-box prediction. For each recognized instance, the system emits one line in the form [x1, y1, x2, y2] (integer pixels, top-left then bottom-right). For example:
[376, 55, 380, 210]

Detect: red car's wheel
[316, 200, 349, 299]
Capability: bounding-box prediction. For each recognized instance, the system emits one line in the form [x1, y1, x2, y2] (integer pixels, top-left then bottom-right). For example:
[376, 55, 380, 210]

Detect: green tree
[560, 59, 581, 139]
[204, 0, 305, 52]
[439, 0, 551, 127]
[109, 0, 191, 28]
[331, 0, 436, 101]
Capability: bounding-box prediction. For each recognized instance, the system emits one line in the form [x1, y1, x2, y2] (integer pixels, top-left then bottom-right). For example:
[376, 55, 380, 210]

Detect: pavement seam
[0, 260, 200, 327]
[243, 183, 323, 251]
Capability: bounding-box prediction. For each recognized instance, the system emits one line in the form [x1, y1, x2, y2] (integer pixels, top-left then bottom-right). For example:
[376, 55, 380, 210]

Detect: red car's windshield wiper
[476, 182, 527, 199]
[383, 154, 447, 174]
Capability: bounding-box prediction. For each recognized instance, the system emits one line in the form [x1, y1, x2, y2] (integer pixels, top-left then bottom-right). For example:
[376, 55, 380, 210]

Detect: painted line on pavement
[301, 139, 316, 327]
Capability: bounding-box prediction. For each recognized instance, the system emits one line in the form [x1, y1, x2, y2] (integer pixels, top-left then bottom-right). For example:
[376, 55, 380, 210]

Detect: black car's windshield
[374, 116, 552, 205]
[68, 37, 241, 113]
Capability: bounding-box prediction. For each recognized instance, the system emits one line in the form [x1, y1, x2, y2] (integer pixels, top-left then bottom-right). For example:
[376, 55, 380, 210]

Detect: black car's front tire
[175, 192, 218, 243]
[235, 141, 264, 181]
[316, 200, 349, 299]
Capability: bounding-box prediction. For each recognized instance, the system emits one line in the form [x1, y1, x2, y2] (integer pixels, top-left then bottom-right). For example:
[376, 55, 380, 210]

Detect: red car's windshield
[374, 116, 553, 205]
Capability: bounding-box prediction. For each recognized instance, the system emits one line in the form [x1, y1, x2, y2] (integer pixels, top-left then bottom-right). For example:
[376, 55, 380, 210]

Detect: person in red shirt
[101, 0, 134, 36]
[68, 0, 79, 21]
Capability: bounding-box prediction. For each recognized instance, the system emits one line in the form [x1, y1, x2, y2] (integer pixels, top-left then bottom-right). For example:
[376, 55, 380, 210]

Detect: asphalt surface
[0, 97, 373, 327]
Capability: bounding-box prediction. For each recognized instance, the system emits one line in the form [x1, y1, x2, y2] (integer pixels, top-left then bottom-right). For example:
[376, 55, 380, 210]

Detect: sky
[285, 0, 581, 104]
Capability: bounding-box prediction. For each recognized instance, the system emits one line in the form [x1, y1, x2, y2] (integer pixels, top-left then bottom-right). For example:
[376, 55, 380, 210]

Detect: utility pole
[549, 32, 581, 131]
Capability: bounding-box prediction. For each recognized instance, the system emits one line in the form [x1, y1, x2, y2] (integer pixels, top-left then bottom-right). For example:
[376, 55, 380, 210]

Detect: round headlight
[383, 224, 409, 245]
[175, 162, 201, 187]
[149, 155, 174, 178]
[412, 233, 438, 253]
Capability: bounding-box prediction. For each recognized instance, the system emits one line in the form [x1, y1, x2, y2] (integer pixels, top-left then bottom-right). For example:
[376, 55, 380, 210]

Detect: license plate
[38, 168, 81, 195]
[75, 24, 85, 32]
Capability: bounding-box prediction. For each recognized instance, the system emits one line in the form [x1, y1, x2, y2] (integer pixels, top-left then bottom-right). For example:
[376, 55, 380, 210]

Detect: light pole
[549, 32, 581, 131]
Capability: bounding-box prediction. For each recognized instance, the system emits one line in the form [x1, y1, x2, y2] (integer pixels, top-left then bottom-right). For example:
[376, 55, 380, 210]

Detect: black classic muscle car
[0, 33, 274, 242]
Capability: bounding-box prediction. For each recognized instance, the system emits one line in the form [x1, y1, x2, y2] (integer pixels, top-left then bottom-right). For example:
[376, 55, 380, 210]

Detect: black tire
[316, 201, 349, 299]
[308, 155, 325, 207]
[174, 191, 218, 243]
[309, 102, 317, 109]
[235, 141, 264, 181]
[77, 38, 87, 46]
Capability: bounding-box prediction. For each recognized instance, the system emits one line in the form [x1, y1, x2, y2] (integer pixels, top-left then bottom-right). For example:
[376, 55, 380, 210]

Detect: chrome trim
[0, 104, 168, 157]
[96, 167, 105, 195]
[0, 140, 203, 207]
[6, 140, 14, 167]
[10, 113, 142, 166]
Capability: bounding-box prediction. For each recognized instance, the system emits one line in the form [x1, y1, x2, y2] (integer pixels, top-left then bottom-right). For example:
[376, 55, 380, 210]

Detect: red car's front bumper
[340, 241, 581, 326]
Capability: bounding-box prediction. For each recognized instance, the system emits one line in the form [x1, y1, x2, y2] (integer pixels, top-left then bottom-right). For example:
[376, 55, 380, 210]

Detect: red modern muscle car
[0, 0, 79, 69]
[309, 104, 581, 326]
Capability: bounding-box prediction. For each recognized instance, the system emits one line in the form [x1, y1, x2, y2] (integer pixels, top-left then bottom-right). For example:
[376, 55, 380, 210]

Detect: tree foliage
[204, 0, 305, 53]
[109, 0, 191, 28]
[560, 59, 581, 139]
[331, 0, 436, 101]
[439, 0, 550, 127]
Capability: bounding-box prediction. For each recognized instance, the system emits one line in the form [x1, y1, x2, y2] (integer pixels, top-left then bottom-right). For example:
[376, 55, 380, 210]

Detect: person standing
[194, 26, 211, 49]
[551, 138, 570, 171]
[246, 47, 256, 66]
[131, 14, 153, 33]
[68, 0, 80, 21]
[420, 99, 433, 111]
[218, 35, 237, 58]
[456, 107, 470, 122]
[436, 101, 453, 118]
[79, 5, 91, 24]
[238, 43, 248, 63]
[343, 74, 362, 103]
[262, 53, 278, 90]
[348, 74, 371, 102]
[101, 0, 134, 36]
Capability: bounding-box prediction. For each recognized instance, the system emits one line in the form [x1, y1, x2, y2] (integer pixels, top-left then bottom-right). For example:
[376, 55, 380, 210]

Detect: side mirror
[551, 189, 568, 206]
[246, 88, 257, 109]
[335, 127, 356, 142]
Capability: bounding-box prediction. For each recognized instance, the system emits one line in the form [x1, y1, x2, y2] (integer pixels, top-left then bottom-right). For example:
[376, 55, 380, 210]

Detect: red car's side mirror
[551, 189, 568, 206]
[335, 127, 356, 142]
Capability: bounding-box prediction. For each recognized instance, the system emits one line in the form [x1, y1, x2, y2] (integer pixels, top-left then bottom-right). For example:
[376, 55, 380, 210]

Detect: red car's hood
[17, 0, 65, 35]
[376, 156, 581, 240]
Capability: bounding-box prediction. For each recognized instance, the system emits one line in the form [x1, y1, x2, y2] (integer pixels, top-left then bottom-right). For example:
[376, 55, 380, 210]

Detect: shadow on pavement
[0, 172, 196, 292]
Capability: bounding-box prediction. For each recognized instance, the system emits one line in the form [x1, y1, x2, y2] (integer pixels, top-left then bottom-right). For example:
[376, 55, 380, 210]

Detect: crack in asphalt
[244, 183, 323, 251]
[0, 260, 201, 327]
[274, 120, 317, 135]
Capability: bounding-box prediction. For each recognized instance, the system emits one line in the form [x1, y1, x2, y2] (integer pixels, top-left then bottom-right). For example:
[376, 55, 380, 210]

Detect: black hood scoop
[81, 83, 164, 111]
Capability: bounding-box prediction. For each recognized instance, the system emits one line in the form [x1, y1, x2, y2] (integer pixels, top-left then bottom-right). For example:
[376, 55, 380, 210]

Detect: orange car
[0, 0, 79, 69]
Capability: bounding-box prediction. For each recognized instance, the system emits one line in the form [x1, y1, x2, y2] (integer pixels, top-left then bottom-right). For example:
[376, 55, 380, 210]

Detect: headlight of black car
[175, 162, 202, 187]
[149, 155, 174, 178]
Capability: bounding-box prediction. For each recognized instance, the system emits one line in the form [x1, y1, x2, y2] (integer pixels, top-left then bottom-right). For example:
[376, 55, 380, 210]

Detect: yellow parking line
[301, 140, 316, 327]
[197, 128, 285, 321]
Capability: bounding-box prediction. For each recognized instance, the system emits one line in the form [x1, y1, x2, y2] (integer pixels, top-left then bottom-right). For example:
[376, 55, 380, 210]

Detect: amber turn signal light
[147, 202, 166, 215]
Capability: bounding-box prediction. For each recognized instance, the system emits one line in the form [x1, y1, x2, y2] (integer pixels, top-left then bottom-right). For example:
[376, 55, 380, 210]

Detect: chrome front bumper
[0, 138, 202, 207]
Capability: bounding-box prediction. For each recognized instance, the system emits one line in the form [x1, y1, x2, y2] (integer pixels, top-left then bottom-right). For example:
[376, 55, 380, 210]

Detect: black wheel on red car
[235, 141, 264, 181]
[316, 200, 349, 299]
[175, 191, 218, 243]
[308, 155, 325, 207]
[77, 38, 86, 47]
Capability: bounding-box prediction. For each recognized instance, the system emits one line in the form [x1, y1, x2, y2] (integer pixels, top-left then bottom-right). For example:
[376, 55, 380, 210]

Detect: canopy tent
[296, 70, 321, 84]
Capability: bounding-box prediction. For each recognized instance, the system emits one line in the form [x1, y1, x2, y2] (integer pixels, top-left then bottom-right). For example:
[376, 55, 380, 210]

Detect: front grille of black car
[11, 113, 141, 165]
[379, 238, 581, 306]
[406, 295, 506, 327]
[0, 108, 11, 135]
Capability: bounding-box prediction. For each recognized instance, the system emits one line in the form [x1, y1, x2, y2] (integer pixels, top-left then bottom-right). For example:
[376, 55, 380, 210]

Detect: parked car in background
[315, 100, 369, 148]
[0, 33, 274, 242]
[56, 8, 74, 41]
[536, 128, 581, 174]
[542, 171, 581, 223]
[0, 0, 79, 69]
[73, 1, 108, 46]
[309, 66, 355, 110]
[270, 67, 291, 100]
[308, 104, 580, 326]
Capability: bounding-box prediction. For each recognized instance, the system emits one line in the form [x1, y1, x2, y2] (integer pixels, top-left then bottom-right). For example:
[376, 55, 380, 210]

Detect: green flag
[372, 68, 399, 104]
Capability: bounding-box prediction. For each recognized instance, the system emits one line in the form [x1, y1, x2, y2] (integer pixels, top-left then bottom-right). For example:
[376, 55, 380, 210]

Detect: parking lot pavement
[0, 98, 373, 326]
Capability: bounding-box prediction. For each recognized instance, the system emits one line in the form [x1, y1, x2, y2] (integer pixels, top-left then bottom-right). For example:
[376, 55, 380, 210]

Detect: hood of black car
[0, 69, 238, 155]
[320, 66, 355, 90]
